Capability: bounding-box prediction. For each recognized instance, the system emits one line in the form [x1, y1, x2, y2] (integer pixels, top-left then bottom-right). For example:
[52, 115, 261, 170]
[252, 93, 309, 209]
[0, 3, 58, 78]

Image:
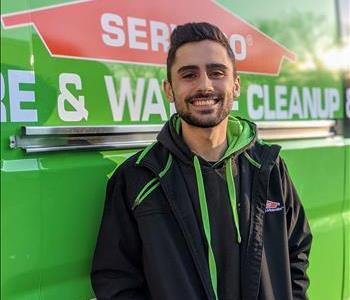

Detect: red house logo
[1, 0, 296, 75]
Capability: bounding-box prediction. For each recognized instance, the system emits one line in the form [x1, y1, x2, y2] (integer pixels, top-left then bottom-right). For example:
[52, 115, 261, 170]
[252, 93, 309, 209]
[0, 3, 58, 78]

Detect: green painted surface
[280, 139, 346, 300]
[1, 0, 349, 299]
[1, 150, 134, 300]
[343, 141, 350, 300]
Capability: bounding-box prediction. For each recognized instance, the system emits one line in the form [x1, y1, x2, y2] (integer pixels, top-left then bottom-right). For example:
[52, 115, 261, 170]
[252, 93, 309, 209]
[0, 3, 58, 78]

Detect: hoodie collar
[157, 114, 257, 166]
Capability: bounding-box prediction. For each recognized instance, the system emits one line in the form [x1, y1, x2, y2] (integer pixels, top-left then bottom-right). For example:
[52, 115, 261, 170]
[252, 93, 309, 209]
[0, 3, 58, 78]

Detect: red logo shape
[1, 0, 296, 75]
[266, 200, 280, 209]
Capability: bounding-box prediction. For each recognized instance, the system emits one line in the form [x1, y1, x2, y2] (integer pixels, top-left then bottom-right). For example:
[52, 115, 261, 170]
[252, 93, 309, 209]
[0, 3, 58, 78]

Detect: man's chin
[181, 114, 227, 129]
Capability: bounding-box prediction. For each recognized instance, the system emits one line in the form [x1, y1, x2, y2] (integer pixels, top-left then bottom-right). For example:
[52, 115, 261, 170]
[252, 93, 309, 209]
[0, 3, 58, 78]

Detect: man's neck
[181, 118, 228, 162]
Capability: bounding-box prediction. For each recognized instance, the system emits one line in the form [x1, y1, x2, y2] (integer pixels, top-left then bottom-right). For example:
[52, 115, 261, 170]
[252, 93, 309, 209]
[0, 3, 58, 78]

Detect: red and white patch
[265, 200, 283, 212]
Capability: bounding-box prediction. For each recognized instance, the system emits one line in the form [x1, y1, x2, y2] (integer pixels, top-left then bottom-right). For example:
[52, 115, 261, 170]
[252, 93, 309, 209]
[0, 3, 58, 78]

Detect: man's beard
[174, 92, 233, 128]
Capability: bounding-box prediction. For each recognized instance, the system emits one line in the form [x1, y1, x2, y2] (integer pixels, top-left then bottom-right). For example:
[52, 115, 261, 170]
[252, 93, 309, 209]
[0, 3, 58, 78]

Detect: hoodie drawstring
[193, 155, 241, 300]
[193, 156, 218, 300]
[225, 159, 242, 243]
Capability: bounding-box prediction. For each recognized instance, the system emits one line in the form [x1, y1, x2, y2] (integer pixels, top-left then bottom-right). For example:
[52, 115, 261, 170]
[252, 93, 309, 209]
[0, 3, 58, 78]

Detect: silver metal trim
[257, 120, 336, 140]
[12, 120, 337, 153]
[23, 120, 335, 136]
[258, 129, 334, 140]
[12, 133, 157, 153]
[25, 142, 151, 153]
[24, 124, 163, 135]
[256, 120, 335, 129]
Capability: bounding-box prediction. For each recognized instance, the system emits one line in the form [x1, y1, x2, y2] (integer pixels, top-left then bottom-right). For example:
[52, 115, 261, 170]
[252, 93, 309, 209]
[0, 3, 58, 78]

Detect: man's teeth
[192, 99, 217, 106]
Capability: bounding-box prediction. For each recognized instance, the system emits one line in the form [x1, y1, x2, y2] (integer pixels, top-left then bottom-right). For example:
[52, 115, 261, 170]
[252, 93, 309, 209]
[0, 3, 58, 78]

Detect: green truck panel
[1, 0, 349, 299]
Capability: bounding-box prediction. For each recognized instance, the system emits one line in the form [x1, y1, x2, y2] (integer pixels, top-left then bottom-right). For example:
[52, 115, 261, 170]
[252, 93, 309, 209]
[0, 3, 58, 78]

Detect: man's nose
[196, 72, 214, 93]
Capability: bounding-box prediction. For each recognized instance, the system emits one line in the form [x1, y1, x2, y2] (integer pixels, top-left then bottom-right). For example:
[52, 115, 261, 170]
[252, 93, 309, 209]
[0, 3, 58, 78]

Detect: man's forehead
[172, 40, 232, 69]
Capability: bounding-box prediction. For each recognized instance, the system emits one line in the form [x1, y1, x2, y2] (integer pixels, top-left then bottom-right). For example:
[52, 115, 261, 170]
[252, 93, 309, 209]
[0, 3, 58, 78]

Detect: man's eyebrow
[177, 64, 228, 74]
[206, 63, 228, 70]
[177, 65, 199, 73]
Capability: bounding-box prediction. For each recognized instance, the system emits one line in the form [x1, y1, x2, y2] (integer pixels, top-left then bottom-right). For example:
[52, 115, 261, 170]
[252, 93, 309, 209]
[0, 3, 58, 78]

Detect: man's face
[164, 40, 240, 128]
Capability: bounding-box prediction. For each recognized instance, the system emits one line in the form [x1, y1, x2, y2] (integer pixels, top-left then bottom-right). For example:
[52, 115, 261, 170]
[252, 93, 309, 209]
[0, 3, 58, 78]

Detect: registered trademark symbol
[246, 34, 253, 46]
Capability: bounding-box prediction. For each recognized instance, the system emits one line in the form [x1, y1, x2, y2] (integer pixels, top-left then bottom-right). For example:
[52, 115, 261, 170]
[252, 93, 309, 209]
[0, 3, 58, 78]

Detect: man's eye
[209, 70, 225, 78]
[182, 73, 196, 79]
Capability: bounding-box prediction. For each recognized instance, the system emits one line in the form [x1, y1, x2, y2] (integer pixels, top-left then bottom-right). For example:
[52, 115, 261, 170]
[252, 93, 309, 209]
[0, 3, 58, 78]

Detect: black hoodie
[91, 114, 312, 300]
[158, 115, 247, 300]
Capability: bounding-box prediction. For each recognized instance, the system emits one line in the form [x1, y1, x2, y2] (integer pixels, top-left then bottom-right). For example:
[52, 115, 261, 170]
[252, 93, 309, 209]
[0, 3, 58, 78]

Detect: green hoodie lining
[132, 178, 159, 210]
[133, 154, 173, 209]
[193, 155, 243, 300]
[136, 141, 157, 165]
[172, 114, 254, 299]
[225, 159, 242, 243]
[244, 152, 262, 169]
[171, 114, 255, 164]
[257, 138, 272, 147]
[214, 115, 255, 166]
[193, 156, 218, 300]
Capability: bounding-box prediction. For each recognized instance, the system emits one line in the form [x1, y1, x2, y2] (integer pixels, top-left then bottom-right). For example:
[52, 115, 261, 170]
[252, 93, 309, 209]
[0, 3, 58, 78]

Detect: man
[91, 22, 312, 300]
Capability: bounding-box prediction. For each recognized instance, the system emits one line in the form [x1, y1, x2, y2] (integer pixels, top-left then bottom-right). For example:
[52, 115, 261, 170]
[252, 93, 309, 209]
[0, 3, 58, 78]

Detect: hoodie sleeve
[281, 158, 313, 300]
[91, 171, 149, 300]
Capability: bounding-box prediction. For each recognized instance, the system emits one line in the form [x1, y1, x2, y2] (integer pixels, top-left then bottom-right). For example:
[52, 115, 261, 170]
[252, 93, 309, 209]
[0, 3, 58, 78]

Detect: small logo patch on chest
[265, 200, 283, 212]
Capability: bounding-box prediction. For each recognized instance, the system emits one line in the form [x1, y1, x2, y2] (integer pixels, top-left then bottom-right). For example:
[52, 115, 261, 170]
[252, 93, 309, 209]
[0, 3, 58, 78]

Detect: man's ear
[163, 80, 174, 103]
[233, 75, 240, 98]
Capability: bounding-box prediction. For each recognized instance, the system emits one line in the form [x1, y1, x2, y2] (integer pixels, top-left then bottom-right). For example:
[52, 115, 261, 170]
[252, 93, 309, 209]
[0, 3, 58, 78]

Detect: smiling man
[91, 22, 312, 300]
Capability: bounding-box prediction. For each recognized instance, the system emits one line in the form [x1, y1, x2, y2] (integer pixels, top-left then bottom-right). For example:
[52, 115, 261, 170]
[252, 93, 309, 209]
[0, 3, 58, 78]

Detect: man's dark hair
[166, 22, 237, 84]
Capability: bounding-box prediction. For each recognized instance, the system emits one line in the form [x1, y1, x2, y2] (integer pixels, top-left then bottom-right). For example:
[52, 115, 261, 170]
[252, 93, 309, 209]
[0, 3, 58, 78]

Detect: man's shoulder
[110, 141, 168, 182]
[250, 140, 296, 196]
[243, 138, 282, 170]
[106, 142, 169, 208]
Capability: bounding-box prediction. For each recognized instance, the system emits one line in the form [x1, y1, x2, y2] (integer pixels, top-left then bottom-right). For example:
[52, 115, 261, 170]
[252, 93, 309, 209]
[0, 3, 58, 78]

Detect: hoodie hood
[157, 113, 257, 165]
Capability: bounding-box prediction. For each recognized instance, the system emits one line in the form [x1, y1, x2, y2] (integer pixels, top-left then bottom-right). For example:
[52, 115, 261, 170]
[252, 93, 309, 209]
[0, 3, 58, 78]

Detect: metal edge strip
[24, 124, 164, 135]
[256, 120, 336, 129]
[15, 120, 339, 153]
[23, 120, 336, 136]
[25, 141, 151, 153]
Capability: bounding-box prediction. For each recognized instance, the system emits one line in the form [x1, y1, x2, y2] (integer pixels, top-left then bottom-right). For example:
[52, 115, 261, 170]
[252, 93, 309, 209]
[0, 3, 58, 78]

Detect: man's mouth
[188, 95, 221, 107]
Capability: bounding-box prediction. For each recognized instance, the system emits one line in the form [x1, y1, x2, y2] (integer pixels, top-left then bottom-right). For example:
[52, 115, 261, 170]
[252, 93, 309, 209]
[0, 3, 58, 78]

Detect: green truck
[1, 0, 349, 299]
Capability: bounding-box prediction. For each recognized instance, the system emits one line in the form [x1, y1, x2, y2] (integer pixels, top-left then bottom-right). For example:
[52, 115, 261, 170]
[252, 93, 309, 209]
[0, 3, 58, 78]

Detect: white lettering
[101, 13, 178, 54]
[232, 101, 239, 111]
[275, 85, 288, 119]
[128, 17, 148, 50]
[302, 87, 318, 119]
[288, 86, 303, 118]
[247, 84, 342, 120]
[105, 76, 144, 121]
[142, 78, 167, 121]
[326, 88, 340, 118]
[346, 88, 350, 118]
[229, 34, 247, 61]
[150, 21, 170, 52]
[101, 13, 125, 47]
[58, 73, 88, 121]
[8, 70, 37, 122]
[169, 102, 177, 116]
[247, 84, 263, 120]
[263, 85, 275, 120]
[318, 89, 329, 118]
[169, 24, 177, 32]
[0, 72, 6, 122]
